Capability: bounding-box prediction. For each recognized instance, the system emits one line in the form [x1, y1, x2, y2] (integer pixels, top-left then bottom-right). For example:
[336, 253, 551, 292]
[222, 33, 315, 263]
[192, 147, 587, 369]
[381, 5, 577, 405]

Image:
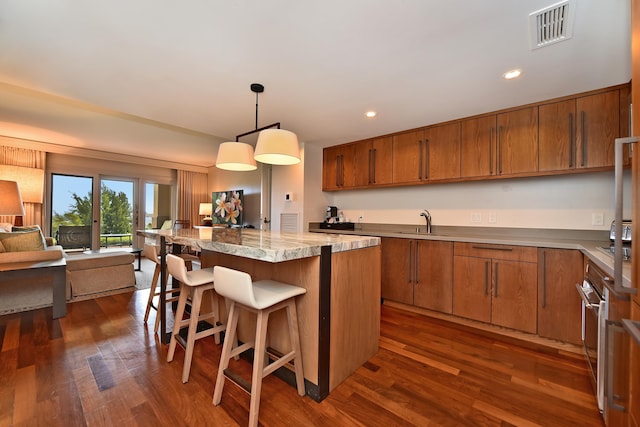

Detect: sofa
[0, 225, 136, 315]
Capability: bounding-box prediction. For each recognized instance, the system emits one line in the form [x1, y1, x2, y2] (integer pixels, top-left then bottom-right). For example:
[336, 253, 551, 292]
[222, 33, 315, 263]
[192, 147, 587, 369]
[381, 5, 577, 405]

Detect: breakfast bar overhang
[138, 228, 381, 402]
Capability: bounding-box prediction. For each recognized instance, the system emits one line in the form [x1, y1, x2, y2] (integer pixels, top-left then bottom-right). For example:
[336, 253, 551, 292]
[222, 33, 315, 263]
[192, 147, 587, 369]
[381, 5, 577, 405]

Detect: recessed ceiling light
[503, 69, 522, 80]
[365, 111, 377, 118]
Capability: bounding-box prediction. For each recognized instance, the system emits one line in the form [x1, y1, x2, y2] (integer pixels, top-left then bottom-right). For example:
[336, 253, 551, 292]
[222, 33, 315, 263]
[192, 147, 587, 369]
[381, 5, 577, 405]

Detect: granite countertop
[137, 228, 380, 263]
[309, 223, 632, 288]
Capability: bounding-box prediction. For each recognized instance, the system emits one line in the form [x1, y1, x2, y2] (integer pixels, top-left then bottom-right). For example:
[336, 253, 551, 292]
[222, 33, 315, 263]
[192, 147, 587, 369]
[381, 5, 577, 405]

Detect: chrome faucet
[420, 210, 432, 234]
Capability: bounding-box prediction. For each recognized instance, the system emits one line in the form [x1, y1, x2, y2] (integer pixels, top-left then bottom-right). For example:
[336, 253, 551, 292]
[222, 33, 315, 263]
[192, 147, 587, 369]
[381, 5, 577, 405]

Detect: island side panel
[200, 250, 320, 386]
[329, 245, 381, 391]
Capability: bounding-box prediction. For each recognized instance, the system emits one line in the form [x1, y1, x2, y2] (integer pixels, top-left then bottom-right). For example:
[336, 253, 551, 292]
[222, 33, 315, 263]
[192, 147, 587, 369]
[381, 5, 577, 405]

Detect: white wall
[325, 170, 631, 231]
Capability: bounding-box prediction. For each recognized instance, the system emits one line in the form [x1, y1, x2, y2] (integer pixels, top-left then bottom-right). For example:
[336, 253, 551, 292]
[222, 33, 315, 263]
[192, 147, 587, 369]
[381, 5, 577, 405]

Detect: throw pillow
[0, 222, 12, 232]
[0, 229, 46, 252]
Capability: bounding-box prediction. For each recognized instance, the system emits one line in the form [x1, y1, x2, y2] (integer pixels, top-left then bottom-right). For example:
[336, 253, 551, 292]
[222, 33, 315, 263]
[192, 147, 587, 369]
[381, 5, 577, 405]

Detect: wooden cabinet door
[453, 255, 491, 323]
[381, 238, 413, 304]
[414, 240, 453, 313]
[539, 100, 577, 172]
[323, 146, 339, 190]
[393, 129, 425, 184]
[354, 139, 373, 187]
[490, 259, 537, 334]
[461, 115, 496, 178]
[423, 122, 461, 180]
[576, 90, 620, 169]
[322, 144, 355, 190]
[496, 107, 539, 175]
[371, 136, 393, 185]
[537, 248, 583, 345]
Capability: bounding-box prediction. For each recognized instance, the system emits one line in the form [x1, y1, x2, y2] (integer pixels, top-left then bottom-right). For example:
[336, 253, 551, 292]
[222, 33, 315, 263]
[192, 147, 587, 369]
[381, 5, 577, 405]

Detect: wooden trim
[317, 245, 332, 401]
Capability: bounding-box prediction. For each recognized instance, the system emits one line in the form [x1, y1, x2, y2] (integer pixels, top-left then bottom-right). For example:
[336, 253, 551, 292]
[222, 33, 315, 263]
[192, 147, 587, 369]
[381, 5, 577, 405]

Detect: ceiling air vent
[529, 0, 575, 50]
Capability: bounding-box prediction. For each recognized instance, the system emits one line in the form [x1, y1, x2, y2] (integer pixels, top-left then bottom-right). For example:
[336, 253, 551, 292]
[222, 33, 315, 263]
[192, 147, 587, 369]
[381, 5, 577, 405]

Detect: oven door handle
[575, 282, 600, 310]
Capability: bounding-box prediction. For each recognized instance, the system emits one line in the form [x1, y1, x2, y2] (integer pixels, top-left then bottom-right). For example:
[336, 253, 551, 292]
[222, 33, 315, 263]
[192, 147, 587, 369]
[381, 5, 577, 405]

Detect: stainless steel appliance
[576, 260, 609, 413]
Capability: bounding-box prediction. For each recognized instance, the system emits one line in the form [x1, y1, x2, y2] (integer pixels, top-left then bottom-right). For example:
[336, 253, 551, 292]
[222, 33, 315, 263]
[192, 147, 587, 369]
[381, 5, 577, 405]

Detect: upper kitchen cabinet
[496, 106, 539, 176]
[322, 144, 355, 190]
[354, 136, 393, 187]
[423, 122, 461, 180]
[576, 89, 620, 169]
[392, 129, 425, 184]
[539, 99, 576, 172]
[460, 115, 496, 178]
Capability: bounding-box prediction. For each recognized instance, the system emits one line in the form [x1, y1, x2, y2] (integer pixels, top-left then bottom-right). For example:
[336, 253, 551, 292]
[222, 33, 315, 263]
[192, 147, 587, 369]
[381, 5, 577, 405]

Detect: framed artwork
[212, 190, 244, 226]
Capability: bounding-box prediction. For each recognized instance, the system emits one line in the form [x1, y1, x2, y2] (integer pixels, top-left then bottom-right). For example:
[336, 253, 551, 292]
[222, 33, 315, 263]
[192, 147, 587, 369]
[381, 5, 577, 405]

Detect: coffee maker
[326, 206, 338, 223]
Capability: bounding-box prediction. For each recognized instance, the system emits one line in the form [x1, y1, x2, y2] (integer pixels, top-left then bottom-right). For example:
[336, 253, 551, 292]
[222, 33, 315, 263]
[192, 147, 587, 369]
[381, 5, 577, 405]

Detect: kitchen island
[137, 227, 381, 401]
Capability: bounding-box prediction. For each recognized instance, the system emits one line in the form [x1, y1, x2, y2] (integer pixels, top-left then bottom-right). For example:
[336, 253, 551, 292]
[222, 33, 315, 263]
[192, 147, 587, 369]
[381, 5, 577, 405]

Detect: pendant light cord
[255, 91, 259, 130]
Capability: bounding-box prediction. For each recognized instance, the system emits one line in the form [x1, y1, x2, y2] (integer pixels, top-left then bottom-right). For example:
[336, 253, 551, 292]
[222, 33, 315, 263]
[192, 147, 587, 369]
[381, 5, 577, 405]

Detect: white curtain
[0, 146, 46, 227]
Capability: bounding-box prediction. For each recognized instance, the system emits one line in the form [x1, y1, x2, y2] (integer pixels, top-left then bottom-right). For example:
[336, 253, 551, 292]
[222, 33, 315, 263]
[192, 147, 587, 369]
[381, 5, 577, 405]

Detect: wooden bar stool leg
[167, 283, 189, 363]
[287, 301, 306, 396]
[144, 264, 161, 323]
[154, 268, 170, 333]
[213, 301, 239, 405]
[209, 289, 221, 345]
[181, 286, 203, 383]
[249, 310, 270, 427]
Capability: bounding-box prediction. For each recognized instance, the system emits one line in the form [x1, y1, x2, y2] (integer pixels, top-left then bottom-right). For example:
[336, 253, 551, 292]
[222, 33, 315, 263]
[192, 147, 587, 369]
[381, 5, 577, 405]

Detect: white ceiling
[0, 0, 632, 168]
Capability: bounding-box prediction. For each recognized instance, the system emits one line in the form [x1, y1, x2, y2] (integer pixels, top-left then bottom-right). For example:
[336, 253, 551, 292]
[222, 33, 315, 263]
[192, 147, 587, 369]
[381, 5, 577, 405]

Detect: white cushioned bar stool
[143, 243, 199, 333]
[166, 254, 226, 383]
[212, 266, 306, 427]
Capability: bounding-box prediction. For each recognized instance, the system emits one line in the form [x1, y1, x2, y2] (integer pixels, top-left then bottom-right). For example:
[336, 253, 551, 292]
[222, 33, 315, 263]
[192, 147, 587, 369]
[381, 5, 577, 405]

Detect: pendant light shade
[216, 142, 257, 171]
[254, 129, 301, 165]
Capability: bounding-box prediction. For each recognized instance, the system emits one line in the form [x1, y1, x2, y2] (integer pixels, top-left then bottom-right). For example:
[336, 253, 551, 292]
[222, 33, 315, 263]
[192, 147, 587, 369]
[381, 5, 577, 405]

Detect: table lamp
[199, 203, 213, 226]
[0, 180, 25, 225]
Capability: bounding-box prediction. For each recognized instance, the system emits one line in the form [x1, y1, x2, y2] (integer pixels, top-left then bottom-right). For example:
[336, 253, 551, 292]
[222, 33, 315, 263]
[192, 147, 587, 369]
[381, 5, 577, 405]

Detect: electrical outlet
[592, 212, 604, 226]
[471, 212, 482, 223]
[488, 212, 497, 224]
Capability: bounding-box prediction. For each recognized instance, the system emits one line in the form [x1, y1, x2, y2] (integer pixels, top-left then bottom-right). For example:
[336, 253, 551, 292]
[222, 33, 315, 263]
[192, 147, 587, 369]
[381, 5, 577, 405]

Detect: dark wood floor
[0, 289, 604, 427]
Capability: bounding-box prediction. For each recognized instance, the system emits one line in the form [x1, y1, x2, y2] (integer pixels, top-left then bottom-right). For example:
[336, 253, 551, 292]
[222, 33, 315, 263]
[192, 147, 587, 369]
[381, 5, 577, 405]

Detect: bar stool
[166, 254, 226, 383]
[212, 266, 306, 427]
[142, 244, 195, 333]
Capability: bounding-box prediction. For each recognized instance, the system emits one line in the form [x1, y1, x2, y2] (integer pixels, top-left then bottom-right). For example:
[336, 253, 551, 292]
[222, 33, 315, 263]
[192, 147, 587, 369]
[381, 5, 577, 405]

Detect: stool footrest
[266, 347, 296, 373]
[223, 368, 251, 394]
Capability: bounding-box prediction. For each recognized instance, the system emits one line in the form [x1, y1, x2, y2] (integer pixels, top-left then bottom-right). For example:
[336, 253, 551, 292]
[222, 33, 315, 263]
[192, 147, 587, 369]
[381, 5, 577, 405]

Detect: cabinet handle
[484, 261, 490, 295]
[424, 139, 429, 180]
[414, 241, 419, 284]
[494, 263, 499, 297]
[581, 111, 586, 167]
[489, 128, 494, 175]
[541, 251, 546, 309]
[471, 245, 513, 252]
[407, 241, 413, 283]
[569, 113, 575, 168]
[418, 140, 423, 180]
[498, 126, 503, 174]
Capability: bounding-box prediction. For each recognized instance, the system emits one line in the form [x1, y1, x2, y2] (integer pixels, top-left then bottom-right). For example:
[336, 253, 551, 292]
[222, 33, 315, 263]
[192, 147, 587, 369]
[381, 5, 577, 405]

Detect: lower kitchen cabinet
[453, 242, 538, 334]
[537, 248, 583, 345]
[381, 237, 453, 313]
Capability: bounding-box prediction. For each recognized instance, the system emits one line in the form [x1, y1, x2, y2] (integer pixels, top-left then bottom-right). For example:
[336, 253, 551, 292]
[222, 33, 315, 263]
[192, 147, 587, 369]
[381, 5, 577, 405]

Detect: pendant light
[215, 83, 300, 171]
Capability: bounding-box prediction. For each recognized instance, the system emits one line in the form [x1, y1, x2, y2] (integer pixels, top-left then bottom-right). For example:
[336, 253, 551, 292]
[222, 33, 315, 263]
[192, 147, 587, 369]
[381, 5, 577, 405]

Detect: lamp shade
[0, 180, 25, 216]
[199, 203, 213, 216]
[0, 165, 44, 203]
[216, 142, 258, 171]
[254, 129, 301, 165]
